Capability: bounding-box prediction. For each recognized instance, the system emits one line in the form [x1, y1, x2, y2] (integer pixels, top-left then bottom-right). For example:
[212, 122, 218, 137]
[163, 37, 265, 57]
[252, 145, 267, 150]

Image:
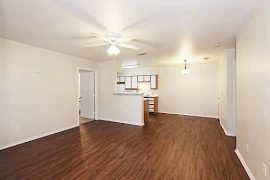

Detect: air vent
[137, 53, 147, 56]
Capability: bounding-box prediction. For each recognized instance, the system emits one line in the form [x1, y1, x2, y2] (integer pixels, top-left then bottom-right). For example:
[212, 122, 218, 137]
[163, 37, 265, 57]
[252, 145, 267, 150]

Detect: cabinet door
[150, 75, 157, 89]
[119, 76, 125, 82]
[125, 76, 132, 89]
[117, 77, 120, 83]
[138, 76, 144, 82]
[144, 75, 151, 82]
[131, 76, 138, 89]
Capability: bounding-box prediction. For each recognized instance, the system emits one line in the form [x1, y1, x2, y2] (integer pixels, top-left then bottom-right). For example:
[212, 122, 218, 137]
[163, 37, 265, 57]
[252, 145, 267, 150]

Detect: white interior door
[80, 71, 95, 119]
[217, 71, 221, 119]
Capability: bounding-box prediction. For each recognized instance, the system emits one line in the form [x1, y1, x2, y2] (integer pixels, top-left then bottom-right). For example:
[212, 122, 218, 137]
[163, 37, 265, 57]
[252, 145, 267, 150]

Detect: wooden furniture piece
[144, 99, 149, 123]
[148, 96, 158, 113]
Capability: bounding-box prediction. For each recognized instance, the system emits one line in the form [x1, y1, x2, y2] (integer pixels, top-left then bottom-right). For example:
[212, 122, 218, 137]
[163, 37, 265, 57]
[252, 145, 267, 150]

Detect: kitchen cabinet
[150, 75, 158, 89]
[137, 75, 151, 82]
[131, 76, 138, 89]
[146, 97, 158, 113]
[144, 75, 151, 82]
[138, 76, 144, 82]
[117, 74, 158, 90]
[125, 76, 132, 89]
[144, 99, 149, 124]
[119, 76, 125, 83]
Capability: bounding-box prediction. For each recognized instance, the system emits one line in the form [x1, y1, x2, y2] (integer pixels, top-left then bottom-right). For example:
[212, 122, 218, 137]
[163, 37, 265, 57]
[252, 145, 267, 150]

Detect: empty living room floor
[0, 114, 249, 180]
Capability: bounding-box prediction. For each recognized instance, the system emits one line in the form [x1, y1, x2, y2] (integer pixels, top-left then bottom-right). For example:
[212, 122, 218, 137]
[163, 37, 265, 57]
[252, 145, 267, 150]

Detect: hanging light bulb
[181, 60, 191, 75]
[107, 42, 120, 55]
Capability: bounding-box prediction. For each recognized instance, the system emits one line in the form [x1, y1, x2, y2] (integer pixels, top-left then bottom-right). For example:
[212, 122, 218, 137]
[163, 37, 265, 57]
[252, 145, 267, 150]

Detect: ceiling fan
[84, 32, 140, 55]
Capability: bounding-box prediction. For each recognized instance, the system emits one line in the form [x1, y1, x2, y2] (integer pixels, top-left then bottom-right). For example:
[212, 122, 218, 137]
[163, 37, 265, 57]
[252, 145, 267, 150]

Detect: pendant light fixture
[107, 42, 120, 55]
[181, 60, 191, 75]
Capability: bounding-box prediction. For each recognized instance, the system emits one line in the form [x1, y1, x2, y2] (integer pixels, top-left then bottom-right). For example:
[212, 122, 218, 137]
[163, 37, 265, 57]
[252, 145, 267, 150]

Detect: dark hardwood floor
[0, 114, 249, 180]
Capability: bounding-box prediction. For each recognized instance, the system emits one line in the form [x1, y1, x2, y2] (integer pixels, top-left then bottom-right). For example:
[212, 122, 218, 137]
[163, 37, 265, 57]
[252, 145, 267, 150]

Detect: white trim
[77, 67, 99, 126]
[235, 149, 256, 180]
[158, 111, 218, 119]
[219, 120, 236, 137]
[0, 124, 78, 150]
[98, 118, 144, 127]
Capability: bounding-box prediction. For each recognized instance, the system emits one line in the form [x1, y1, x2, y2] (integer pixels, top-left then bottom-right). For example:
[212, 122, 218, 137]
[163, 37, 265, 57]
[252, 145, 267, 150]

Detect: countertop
[114, 92, 144, 95]
[144, 95, 158, 98]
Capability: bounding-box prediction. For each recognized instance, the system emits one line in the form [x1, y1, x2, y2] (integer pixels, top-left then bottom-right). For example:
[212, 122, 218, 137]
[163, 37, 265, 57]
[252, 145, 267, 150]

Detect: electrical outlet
[16, 125, 21, 131]
[245, 144, 249, 153]
[263, 163, 267, 177]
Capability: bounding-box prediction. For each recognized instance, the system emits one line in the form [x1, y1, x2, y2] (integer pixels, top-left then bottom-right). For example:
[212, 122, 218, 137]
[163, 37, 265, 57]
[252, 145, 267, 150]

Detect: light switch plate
[246, 144, 249, 153]
[263, 163, 267, 177]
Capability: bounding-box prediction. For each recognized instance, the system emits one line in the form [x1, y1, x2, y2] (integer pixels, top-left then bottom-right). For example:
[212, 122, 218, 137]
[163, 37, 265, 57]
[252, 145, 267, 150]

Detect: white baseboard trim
[158, 111, 218, 119]
[0, 124, 78, 150]
[98, 118, 144, 127]
[219, 121, 236, 137]
[235, 149, 256, 180]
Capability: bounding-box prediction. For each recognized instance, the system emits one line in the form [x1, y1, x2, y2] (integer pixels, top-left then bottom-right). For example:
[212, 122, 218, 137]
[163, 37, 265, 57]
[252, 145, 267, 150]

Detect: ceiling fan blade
[89, 31, 109, 42]
[54, 0, 107, 32]
[85, 43, 110, 48]
[56, 35, 96, 40]
[121, 11, 162, 32]
[135, 39, 162, 47]
[118, 36, 137, 43]
[118, 43, 140, 50]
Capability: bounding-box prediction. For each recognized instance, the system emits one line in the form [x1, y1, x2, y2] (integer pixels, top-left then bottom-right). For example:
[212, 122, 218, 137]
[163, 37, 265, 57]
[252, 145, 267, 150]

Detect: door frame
[77, 67, 98, 126]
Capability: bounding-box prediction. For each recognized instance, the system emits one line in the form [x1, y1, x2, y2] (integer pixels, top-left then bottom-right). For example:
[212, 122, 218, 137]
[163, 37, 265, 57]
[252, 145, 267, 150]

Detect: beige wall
[98, 61, 144, 126]
[0, 38, 98, 149]
[236, 0, 270, 179]
[120, 63, 219, 118]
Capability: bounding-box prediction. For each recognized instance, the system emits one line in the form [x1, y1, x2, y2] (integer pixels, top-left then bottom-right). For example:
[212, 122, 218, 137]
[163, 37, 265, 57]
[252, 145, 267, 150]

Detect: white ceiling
[0, 0, 260, 66]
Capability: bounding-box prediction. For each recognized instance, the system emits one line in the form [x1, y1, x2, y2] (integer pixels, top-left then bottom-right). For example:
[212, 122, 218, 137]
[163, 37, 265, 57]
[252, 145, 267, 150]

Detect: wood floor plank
[0, 114, 249, 180]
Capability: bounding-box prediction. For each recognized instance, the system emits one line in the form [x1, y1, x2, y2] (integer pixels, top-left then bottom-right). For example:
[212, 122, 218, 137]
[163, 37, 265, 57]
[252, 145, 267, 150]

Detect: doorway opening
[78, 68, 98, 125]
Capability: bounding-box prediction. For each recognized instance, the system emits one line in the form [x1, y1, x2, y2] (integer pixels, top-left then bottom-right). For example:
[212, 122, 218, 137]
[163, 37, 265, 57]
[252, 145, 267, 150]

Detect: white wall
[236, 0, 270, 179]
[0, 38, 98, 149]
[120, 63, 219, 118]
[98, 61, 144, 126]
[219, 49, 236, 136]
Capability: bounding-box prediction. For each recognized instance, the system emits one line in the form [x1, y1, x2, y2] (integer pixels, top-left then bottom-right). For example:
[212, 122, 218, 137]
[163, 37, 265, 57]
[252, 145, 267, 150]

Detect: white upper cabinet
[119, 76, 125, 83]
[150, 75, 158, 89]
[138, 76, 144, 82]
[117, 74, 158, 89]
[131, 76, 138, 89]
[144, 75, 151, 82]
[125, 76, 132, 89]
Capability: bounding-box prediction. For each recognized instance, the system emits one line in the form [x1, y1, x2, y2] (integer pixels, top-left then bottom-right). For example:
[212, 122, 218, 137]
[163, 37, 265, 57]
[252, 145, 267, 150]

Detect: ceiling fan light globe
[181, 69, 191, 75]
[107, 45, 120, 55]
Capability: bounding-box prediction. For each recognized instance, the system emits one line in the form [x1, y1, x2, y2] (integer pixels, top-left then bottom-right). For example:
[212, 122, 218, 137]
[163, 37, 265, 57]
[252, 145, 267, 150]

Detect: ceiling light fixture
[122, 64, 138, 69]
[181, 60, 191, 75]
[107, 42, 120, 55]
